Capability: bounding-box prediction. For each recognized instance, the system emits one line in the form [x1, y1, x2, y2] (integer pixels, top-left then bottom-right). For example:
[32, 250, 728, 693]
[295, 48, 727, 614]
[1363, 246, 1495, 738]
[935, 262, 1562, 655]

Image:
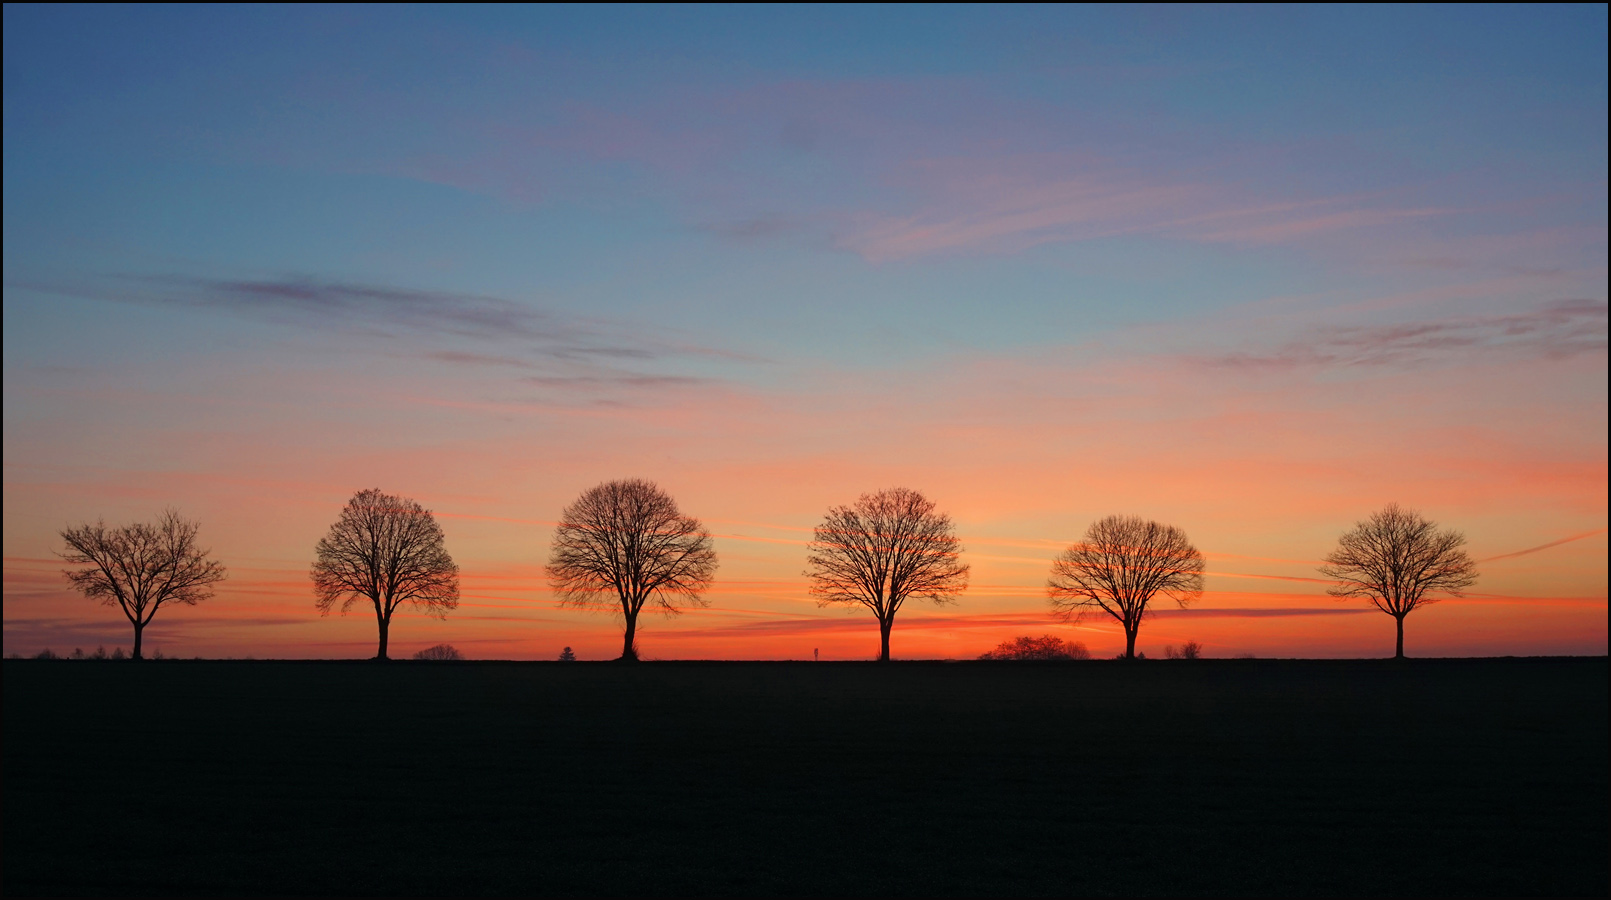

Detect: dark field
[4, 658, 1606, 896]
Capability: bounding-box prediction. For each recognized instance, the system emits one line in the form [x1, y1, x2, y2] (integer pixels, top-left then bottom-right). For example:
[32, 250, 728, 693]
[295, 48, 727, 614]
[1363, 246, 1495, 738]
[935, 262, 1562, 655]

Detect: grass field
[4, 657, 1605, 896]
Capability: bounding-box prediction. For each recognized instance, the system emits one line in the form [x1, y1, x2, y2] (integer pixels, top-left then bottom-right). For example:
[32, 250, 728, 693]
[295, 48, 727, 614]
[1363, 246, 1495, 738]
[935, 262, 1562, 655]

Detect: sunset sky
[4, 5, 1606, 660]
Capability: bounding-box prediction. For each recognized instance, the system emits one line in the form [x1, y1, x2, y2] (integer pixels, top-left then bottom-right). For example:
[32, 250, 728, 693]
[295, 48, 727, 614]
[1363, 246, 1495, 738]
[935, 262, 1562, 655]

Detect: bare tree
[805, 487, 970, 662]
[59, 509, 226, 660]
[1318, 503, 1478, 659]
[1047, 515, 1205, 660]
[546, 479, 718, 661]
[311, 489, 459, 661]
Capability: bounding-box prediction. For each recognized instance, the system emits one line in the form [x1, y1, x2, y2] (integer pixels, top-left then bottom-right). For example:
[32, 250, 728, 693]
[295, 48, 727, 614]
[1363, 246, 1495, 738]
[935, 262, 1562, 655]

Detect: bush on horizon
[979, 635, 1091, 661]
[413, 643, 464, 661]
[1164, 641, 1203, 660]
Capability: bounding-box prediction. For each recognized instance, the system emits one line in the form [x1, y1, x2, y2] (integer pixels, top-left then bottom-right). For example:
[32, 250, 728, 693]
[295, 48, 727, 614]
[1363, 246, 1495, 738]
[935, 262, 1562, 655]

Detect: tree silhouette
[311, 489, 460, 661]
[1319, 503, 1478, 658]
[805, 487, 969, 662]
[1047, 515, 1205, 660]
[59, 509, 226, 660]
[1164, 640, 1202, 660]
[412, 643, 463, 661]
[546, 479, 717, 661]
[979, 635, 1090, 660]
[558, 646, 577, 662]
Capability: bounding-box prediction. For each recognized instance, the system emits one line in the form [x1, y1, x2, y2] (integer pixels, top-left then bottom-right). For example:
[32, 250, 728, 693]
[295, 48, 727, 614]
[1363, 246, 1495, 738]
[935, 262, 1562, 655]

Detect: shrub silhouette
[412, 643, 464, 661]
[1164, 641, 1203, 660]
[979, 635, 1090, 660]
[34, 648, 59, 660]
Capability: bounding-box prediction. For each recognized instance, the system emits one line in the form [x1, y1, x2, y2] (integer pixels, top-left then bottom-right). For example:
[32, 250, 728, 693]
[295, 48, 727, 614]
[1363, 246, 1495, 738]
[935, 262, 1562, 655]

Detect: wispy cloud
[361, 72, 1474, 264]
[1205, 299, 1607, 371]
[826, 151, 1473, 261]
[1183, 206, 1458, 245]
[838, 167, 1206, 261]
[520, 374, 713, 389]
[423, 350, 545, 370]
[10, 273, 752, 392]
[41, 274, 620, 349]
[1481, 528, 1608, 563]
[666, 607, 1371, 640]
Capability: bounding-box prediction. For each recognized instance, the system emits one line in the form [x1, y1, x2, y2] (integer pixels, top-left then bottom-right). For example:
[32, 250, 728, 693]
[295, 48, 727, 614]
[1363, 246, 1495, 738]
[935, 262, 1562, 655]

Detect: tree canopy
[59, 509, 226, 660]
[805, 487, 969, 661]
[1318, 503, 1478, 658]
[1047, 515, 1204, 659]
[311, 488, 459, 660]
[547, 479, 717, 661]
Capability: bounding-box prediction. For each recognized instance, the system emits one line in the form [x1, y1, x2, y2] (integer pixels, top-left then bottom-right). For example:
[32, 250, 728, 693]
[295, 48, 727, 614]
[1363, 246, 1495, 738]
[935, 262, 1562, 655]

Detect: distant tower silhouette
[814, 647, 819, 661]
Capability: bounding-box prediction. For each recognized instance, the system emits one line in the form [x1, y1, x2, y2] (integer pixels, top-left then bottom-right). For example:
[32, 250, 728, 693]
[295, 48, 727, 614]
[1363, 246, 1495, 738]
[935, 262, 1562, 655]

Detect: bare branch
[804, 487, 969, 661]
[1318, 503, 1478, 658]
[546, 479, 718, 660]
[1045, 515, 1204, 659]
[58, 509, 226, 660]
[310, 489, 459, 660]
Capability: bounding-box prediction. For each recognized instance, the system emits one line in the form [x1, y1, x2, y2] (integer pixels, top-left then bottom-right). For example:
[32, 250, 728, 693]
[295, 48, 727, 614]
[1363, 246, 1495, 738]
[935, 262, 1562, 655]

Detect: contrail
[1480, 528, 1607, 563]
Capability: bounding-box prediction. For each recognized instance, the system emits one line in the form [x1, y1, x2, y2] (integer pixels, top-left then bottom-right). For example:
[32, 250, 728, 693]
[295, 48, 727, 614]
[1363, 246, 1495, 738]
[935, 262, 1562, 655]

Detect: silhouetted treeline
[51, 491, 1479, 661]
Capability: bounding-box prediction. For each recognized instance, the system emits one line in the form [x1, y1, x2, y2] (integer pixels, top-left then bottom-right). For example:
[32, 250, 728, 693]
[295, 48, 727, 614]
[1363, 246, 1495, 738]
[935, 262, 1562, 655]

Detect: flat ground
[3, 658, 1605, 896]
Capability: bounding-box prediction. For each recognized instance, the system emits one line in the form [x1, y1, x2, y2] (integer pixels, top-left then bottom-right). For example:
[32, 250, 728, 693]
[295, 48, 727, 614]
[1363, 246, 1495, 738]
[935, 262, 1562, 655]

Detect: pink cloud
[1183, 206, 1458, 245]
[839, 168, 1207, 260]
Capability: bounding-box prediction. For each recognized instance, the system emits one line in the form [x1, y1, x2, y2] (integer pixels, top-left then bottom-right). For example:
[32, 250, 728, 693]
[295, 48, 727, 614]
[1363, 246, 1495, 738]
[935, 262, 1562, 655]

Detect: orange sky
[5, 346, 1605, 660]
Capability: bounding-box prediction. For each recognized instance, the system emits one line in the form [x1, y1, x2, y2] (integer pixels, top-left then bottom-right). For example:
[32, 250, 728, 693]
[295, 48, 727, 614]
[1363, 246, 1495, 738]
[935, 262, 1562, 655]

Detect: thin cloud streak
[7, 274, 752, 387]
[1479, 528, 1608, 563]
[666, 607, 1374, 640]
[19, 274, 574, 343]
[833, 154, 1474, 262]
[1213, 571, 1336, 585]
[1204, 299, 1608, 371]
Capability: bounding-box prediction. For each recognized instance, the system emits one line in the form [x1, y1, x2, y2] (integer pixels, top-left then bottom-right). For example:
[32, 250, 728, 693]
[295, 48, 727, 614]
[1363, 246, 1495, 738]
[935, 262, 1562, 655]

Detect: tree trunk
[1125, 625, 1138, 659]
[376, 612, 390, 661]
[879, 617, 893, 662]
[620, 614, 639, 661]
[1395, 615, 1405, 659]
[132, 620, 144, 661]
